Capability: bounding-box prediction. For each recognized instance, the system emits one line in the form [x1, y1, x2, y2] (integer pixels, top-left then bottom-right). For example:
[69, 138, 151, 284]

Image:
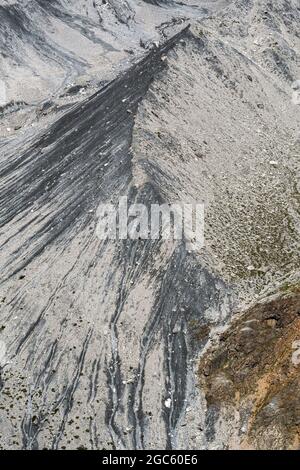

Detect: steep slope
[0, 0, 299, 451]
[0, 0, 229, 107]
[0, 26, 233, 450]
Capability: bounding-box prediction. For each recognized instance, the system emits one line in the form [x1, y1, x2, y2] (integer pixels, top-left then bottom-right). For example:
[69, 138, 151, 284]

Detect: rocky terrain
[199, 281, 300, 449]
[0, 0, 299, 450]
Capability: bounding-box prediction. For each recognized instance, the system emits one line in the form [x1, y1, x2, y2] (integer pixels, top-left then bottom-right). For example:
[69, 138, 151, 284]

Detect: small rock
[247, 265, 255, 271]
[165, 398, 171, 409]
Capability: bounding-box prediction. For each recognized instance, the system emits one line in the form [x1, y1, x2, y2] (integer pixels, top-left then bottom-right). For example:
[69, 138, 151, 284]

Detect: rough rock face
[0, 0, 299, 450]
[199, 282, 300, 450]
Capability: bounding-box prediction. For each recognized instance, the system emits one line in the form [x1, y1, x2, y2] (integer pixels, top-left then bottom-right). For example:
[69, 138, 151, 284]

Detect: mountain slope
[0, 0, 299, 450]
